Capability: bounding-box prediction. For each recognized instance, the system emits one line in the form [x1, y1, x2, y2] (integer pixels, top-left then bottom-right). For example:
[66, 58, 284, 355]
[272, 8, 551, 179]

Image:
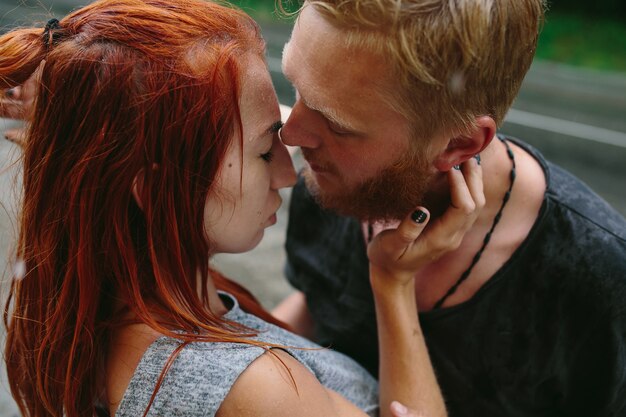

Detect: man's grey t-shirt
[115, 292, 379, 417]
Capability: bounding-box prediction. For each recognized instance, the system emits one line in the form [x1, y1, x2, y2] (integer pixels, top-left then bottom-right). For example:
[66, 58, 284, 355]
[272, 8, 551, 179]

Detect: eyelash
[260, 121, 283, 164]
[327, 120, 350, 136]
[261, 150, 274, 163]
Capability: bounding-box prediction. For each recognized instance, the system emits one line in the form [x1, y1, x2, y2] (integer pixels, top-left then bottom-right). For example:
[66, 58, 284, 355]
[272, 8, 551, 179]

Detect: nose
[271, 138, 297, 190]
[279, 100, 323, 149]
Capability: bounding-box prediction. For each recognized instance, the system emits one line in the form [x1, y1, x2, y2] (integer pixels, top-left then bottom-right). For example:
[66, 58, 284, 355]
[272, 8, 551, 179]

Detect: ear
[433, 116, 496, 172]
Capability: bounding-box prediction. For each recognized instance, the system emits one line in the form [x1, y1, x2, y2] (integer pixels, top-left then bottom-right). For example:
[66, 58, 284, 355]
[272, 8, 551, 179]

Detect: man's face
[281, 5, 437, 221]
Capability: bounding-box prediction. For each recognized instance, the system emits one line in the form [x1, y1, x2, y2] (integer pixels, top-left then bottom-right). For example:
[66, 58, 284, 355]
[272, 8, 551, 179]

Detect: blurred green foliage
[229, 0, 299, 21]
[548, 0, 626, 20]
[231, 0, 626, 73]
[537, 13, 626, 72]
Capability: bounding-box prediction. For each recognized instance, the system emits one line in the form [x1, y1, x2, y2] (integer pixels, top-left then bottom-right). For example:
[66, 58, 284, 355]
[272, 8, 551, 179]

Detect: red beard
[303, 149, 436, 222]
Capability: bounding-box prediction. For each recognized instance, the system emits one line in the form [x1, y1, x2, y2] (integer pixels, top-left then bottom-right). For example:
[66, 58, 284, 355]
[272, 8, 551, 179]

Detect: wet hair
[306, 0, 546, 139]
[1, 0, 286, 415]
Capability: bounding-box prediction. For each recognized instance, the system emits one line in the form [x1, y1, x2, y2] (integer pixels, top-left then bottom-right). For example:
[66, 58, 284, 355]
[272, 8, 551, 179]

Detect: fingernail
[391, 401, 408, 416]
[411, 209, 427, 224]
[474, 154, 481, 165]
[453, 165, 461, 171]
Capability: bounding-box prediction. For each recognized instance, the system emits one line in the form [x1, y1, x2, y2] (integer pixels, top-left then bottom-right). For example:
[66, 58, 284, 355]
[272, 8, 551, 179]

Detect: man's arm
[272, 291, 317, 340]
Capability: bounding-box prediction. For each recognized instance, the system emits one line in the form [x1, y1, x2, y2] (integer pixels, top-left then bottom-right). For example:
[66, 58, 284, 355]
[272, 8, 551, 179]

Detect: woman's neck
[200, 267, 229, 317]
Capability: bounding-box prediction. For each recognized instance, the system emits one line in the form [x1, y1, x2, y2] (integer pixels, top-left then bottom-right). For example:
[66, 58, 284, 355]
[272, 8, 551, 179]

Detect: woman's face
[204, 54, 296, 254]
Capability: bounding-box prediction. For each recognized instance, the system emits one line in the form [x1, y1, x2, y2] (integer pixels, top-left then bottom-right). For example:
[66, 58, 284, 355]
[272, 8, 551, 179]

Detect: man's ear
[433, 116, 496, 171]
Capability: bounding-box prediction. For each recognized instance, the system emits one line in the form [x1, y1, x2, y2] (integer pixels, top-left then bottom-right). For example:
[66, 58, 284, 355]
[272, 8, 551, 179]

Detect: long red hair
[1, 1, 285, 415]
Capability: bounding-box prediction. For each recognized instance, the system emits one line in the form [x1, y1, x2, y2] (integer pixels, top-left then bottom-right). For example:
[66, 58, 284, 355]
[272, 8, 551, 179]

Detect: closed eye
[260, 150, 274, 163]
[327, 119, 352, 136]
[259, 121, 283, 163]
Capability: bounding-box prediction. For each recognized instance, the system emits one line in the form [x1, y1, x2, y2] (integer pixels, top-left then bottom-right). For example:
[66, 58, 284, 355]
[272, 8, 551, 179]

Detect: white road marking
[504, 109, 626, 148]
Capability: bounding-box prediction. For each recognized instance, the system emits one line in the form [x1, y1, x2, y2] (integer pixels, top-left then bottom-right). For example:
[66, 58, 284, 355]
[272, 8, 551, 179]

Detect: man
[273, 1, 626, 415]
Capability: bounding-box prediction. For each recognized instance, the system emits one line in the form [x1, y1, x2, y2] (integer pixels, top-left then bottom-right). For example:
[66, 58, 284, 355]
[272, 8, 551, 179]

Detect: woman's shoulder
[107, 323, 163, 415]
[217, 349, 369, 417]
[113, 327, 269, 416]
[111, 291, 377, 416]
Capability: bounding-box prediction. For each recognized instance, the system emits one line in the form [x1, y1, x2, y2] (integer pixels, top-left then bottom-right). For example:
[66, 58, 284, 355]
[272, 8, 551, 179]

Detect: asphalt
[0, 3, 625, 415]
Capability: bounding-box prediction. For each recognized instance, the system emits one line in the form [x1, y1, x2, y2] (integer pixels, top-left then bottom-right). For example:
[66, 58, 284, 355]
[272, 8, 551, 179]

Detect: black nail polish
[474, 154, 481, 165]
[411, 210, 427, 224]
[453, 165, 461, 171]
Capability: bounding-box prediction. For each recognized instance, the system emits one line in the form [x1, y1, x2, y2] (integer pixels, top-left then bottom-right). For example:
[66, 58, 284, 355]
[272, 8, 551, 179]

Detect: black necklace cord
[432, 135, 516, 310]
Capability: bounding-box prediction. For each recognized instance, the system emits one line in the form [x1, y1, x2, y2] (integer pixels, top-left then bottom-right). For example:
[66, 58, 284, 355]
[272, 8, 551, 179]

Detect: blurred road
[1, 2, 625, 415]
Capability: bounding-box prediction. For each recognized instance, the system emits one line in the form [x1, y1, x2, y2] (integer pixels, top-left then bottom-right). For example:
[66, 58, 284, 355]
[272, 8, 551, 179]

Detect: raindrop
[13, 259, 26, 281]
[448, 71, 466, 95]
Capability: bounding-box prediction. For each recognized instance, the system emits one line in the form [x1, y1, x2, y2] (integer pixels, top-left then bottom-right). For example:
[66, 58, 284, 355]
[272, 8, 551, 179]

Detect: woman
[1, 1, 482, 416]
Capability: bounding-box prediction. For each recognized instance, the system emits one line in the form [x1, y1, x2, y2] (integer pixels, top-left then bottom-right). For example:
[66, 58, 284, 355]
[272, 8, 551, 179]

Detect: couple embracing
[1, 0, 625, 416]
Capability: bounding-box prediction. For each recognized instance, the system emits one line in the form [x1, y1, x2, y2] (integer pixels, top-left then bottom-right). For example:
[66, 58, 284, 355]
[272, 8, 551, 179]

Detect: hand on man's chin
[418, 172, 453, 220]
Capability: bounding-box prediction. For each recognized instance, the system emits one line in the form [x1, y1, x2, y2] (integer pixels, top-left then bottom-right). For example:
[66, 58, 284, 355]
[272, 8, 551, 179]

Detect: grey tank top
[115, 292, 379, 416]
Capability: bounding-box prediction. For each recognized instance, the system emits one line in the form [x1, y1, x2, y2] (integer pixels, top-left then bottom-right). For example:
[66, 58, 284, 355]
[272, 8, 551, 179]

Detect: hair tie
[42, 18, 62, 48]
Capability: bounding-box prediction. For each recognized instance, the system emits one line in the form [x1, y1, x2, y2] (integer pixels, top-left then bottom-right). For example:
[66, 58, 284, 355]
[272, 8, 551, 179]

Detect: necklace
[366, 135, 516, 310]
[432, 135, 516, 309]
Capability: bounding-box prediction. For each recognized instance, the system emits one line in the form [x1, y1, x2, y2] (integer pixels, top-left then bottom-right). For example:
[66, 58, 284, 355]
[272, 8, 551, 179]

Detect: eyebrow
[299, 95, 358, 133]
[282, 45, 359, 134]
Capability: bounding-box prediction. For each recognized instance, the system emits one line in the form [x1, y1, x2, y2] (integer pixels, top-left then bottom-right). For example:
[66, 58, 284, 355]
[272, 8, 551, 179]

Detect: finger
[368, 208, 430, 263]
[416, 169, 480, 254]
[390, 401, 416, 417]
[448, 164, 474, 213]
[394, 208, 430, 244]
[21, 64, 42, 101]
[0, 97, 27, 119]
[3, 128, 26, 147]
[462, 155, 485, 210]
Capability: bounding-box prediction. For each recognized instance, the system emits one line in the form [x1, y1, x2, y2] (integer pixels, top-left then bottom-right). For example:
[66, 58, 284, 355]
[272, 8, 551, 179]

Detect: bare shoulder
[106, 323, 163, 414]
[216, 348, 369, 417]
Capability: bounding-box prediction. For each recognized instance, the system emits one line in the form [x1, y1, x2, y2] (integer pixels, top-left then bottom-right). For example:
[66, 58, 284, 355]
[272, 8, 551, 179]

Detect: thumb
[368, 208, 430, 265]
[400, 208, 430, 242]
[390, 400, 418, 417]
[386, 208, 430, 248]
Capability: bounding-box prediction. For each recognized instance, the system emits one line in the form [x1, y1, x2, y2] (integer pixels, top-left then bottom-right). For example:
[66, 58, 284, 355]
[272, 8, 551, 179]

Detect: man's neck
[412, 137, 546, 311]
[422, 138, 511, 225]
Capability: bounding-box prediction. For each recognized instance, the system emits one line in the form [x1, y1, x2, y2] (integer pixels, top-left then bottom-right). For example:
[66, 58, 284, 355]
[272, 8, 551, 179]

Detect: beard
[303, 148, 436, 222]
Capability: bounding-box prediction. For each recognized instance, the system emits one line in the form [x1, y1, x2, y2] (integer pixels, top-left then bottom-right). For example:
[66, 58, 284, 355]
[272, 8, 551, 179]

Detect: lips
[302, 153, 332, 174]
[266, 196, 283, 226]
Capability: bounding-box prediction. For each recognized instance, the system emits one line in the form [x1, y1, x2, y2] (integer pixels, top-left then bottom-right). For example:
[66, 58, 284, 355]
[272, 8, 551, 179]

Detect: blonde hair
[307, 0, 545, 139]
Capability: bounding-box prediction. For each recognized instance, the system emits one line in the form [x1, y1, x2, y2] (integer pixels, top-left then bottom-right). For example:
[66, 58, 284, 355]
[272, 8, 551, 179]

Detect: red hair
[1, 1, 286, 415]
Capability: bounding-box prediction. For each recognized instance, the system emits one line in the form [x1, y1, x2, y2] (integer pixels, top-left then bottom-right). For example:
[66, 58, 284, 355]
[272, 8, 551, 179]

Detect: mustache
[301, 150, 338, 175]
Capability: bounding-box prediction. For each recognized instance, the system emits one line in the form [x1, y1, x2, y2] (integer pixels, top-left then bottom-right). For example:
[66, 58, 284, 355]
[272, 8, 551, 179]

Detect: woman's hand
[390, 401, 422, 417]
[1, 67, 39, 147]
[367, 157, 484, 291]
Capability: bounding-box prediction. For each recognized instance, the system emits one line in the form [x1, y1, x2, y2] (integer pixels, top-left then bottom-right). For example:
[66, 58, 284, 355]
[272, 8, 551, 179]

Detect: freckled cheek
[241, 180, 271, 226]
